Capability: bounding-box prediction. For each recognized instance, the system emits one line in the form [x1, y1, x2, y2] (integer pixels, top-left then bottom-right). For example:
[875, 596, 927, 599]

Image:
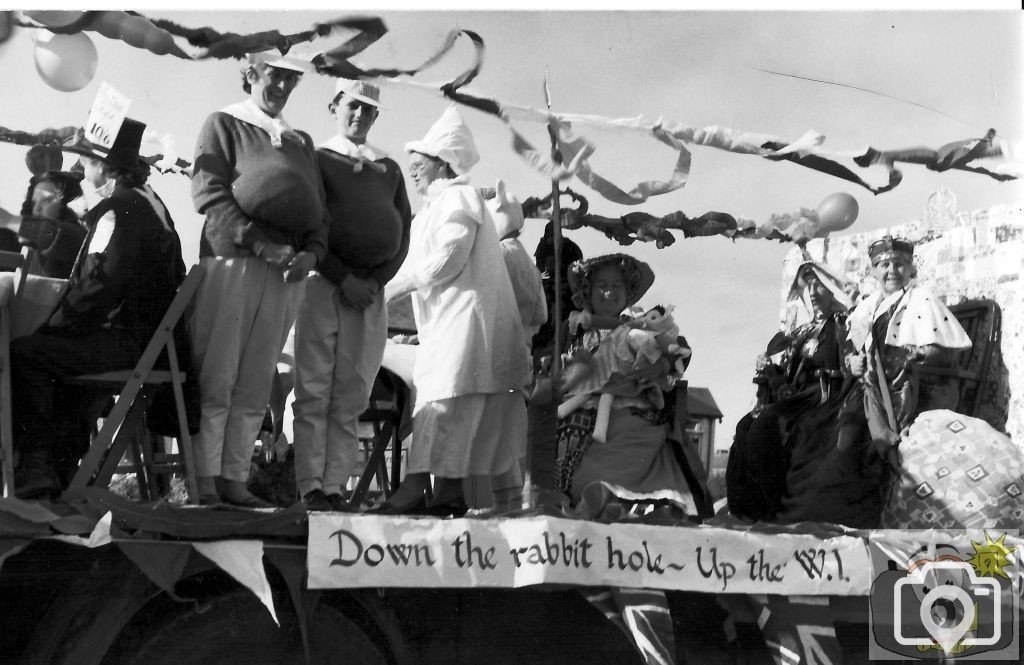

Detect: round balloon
[33, 31, 98, 93]
[815, 192, 859, 236]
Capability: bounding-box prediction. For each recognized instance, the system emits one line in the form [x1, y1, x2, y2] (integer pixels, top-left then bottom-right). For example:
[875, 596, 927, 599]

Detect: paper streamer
[192, 539, 278, 626]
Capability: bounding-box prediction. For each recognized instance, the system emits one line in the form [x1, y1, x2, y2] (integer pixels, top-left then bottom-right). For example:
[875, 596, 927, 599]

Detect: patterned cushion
[883, 409, 1024, 528]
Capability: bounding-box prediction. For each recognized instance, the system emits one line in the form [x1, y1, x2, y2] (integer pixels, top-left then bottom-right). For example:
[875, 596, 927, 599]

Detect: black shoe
[326, 492, 353, 512]
[302, 489, 334, 512]
[425, 496, 469, 518]
[366, 494, 428, 515]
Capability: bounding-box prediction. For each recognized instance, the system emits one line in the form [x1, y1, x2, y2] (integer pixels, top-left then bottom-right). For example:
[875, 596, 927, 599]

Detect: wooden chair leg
[0, 305, 15, 498]
[390, 432, 403, 496]
[166, 339, 198, 504]
[350, 418, 397, 506]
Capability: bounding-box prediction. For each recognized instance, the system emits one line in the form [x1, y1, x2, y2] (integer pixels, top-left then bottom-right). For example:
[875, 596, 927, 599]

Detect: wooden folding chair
[909, 299, 1001, 418]
[349, 366, 411, 507]
[0, 247, 32, 498]
[66, 264, 205, 503]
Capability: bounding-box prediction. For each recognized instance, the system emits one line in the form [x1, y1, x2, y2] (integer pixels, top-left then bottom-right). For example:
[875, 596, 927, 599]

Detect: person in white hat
[376, 106, 530, 515]
[189, 50, 327, 507]
[291, 78, 412, 512]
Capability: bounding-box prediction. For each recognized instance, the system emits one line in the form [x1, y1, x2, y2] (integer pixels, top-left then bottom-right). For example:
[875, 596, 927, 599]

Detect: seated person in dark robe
[11, 118, 185, 499]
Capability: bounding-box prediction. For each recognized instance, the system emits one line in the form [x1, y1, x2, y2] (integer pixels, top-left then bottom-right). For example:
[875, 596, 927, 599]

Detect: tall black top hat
[62, 117, 146, 171]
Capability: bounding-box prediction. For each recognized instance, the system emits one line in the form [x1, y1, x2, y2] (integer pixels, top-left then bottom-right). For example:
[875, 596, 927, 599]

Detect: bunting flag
[193, 539, 278, 625]
[118, 541, 192, 600]
[0, 539, 29, 572]
[50, 510, 113, 548]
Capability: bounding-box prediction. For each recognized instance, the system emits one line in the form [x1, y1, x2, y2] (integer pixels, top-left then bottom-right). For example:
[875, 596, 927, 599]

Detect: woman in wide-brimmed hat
[17, 169, 87, 278]
[554, 252, 697, 508]
[379, 106, 530, 515]
[10, 117, 185, 498]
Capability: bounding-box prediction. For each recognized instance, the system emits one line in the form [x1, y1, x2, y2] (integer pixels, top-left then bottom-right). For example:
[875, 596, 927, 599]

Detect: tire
[117, 588, 389, 665]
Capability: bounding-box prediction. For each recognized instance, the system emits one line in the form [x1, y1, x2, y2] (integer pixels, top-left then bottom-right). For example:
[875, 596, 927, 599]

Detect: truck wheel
[119, 588, 389, 665]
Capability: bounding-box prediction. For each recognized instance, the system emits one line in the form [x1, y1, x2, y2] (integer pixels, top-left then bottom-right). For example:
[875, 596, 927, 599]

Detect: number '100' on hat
[62, 117, 146, 171]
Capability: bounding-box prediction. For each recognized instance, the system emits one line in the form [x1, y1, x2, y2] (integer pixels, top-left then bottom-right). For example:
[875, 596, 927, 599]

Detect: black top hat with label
[62, 117, 146, 170]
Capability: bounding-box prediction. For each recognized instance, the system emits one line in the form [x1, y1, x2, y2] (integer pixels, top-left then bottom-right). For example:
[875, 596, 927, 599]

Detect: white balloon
[33, 31, 98, 93]
[815, 192, 859, 236]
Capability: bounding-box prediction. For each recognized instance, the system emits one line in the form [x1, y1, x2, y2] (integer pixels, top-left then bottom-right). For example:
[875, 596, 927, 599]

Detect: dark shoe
[425, 496, 469, 518]
[219, 478, 276, 509]
[198, 493, 224, 507]
[302, 489, 334, 512]
[326, 492, 353, 512]
[366, 494, 428, 515]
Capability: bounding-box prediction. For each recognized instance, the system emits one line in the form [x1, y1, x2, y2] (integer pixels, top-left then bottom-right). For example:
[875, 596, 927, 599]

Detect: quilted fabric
[883, 409, 1024, 528]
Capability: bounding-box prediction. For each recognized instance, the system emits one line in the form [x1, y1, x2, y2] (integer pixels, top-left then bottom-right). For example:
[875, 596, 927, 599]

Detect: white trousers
[292, 274, 388, 496]
[190, 257, 304, 481]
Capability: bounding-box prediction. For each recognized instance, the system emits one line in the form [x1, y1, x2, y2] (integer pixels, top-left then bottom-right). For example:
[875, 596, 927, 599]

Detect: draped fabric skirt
[407, 391, 527, 478]
[566, 408, 692, 504]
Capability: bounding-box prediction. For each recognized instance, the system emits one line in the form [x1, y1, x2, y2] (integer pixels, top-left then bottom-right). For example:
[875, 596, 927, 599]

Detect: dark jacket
[51, 183, 184, 348]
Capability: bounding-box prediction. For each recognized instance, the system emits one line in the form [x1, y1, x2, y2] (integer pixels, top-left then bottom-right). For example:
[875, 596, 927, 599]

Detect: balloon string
[753, 67, 984, 131]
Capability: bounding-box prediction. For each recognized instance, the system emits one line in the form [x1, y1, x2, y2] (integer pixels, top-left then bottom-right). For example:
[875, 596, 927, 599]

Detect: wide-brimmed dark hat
[567, 253, 655, 310]
[31, 170, 85, 204]
[62, 117, 146, 170]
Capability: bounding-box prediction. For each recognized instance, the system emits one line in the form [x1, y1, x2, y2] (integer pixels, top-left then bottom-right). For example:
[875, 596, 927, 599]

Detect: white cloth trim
[221, 99, 295, 148]
[319, 135, 386, 161]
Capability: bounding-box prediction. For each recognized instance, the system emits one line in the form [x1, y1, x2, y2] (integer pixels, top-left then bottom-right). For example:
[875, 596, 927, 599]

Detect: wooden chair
[348, 366, 411, 507]
[65, 264, 205, 503]
[0, 247, 32, 498]
[909, 299, 1001, 418]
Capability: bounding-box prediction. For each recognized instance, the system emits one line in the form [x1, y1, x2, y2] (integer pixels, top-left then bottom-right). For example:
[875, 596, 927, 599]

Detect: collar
[82, 178, 115, 208]
[221, 99, 296, 148]
[425, 174, 471, 200]
[320, 135, 386, 161]
[874, 287, 908, 317]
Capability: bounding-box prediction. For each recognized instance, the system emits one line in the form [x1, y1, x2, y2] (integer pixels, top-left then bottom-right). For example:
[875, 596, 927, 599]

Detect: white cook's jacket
[393, 176, 529, 413]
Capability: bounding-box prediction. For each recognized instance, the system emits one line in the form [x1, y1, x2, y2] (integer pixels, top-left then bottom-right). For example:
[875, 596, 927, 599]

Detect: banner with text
[307, 515, 872, 595]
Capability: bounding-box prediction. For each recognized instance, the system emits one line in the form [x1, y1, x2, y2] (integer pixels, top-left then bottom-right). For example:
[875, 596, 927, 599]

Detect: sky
[1, 9, 1022, 451]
